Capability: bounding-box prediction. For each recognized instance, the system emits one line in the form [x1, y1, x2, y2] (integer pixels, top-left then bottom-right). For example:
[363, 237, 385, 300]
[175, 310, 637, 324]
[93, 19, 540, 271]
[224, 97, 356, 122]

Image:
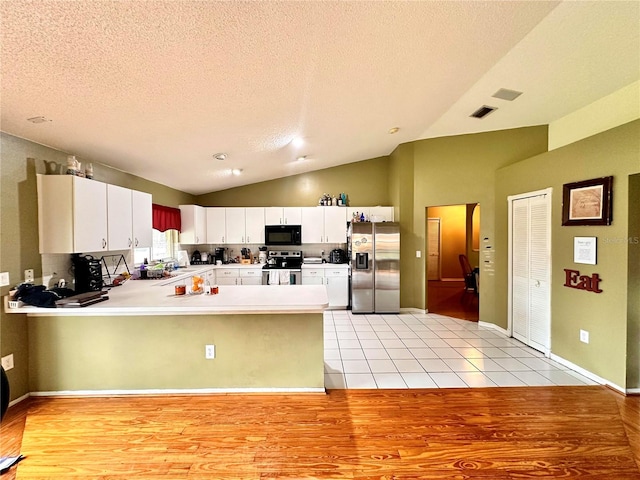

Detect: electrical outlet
[1, 354, 14, 371]
[25, 269, 34, 283]
[205, 344, 215, 359]
[0, 272, 9, 287]
[416, 250, 422, 258]
[580, 329, 590, 344]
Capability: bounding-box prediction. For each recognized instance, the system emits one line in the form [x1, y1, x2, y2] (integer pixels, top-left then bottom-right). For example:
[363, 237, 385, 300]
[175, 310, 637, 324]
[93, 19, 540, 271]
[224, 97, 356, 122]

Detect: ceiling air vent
[492, 88, 523, 101]
[470, 105, 497, 119]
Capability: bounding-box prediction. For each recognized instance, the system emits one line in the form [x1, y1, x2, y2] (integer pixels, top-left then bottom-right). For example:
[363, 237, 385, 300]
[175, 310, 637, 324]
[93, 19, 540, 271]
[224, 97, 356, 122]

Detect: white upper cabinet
[225, 208, 246, 244]
[347, 206, 394, 222]
[206, 207, 226, 243]
[107, 184, 133, 250]
[369, 206, 394, 222]
[179, 205, 207, 244]
[324, 207, 348, 243]
[38, 174, 153, 253]
[38, 175, 107, 253]
[245, 207, 265, 244]
[132, 190, 152, 248]
[301, 207, 347, 243]
[265, 207, 301, 225]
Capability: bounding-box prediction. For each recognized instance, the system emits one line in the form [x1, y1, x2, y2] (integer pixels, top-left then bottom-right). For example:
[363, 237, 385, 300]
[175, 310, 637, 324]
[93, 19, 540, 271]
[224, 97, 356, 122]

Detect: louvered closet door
[511, 193, 551, 353]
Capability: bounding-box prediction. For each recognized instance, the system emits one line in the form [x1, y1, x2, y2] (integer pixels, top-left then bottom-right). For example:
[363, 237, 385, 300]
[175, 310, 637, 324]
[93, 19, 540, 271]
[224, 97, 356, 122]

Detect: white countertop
[4, 278, 329, 317]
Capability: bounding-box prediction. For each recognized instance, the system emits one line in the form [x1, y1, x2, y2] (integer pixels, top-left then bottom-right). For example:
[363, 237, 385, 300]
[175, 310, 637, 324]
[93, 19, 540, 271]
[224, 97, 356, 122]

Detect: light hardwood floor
[1, 386, 638, 479]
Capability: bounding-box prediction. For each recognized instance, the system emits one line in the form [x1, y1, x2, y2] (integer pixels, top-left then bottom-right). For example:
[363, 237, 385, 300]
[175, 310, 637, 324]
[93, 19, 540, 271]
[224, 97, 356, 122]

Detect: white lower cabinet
[239, 268, 262, 285]
[214, 267, 263, 285]
[216, 268, 239, 285]
[302, 264, 349, 308]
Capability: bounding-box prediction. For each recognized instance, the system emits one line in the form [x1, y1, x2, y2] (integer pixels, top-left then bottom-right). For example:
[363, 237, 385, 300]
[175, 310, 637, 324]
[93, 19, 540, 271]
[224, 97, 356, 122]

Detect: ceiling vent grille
[470, 105, 497, 119]
[492, 88, 523, 101]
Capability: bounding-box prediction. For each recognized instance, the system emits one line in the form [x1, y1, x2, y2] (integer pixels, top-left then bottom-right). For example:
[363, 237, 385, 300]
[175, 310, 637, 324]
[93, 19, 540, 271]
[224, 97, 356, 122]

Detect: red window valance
[152, 204, 182, 232]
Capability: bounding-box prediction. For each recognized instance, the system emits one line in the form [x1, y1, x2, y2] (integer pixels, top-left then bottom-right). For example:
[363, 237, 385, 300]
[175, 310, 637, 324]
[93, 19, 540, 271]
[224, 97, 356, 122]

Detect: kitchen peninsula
[6, 278, 328, 395]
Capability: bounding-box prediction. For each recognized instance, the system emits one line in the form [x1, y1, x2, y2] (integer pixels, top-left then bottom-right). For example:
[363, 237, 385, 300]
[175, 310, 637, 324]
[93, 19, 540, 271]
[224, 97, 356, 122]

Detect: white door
[301, 207, 324, 243]
[132, 190, 152, 248]
[225, 208, 246, 243]
[107, 184, 133, 250]
[324, 208, 347, 243]
[74, 177, 108, 252]
[509, 189, 551, 354]
[244, 207, 265, 244]
[427, 218, 441, 281]
[206, 208, 226, 243]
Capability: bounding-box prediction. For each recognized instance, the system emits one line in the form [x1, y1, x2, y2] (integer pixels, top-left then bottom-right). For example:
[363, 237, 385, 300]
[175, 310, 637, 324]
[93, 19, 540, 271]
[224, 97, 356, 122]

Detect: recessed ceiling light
[388, 127, 399, 134]
[231, 168, 243, 176]
[296, 155, 307, 161]
[291, 137, 304, 148]
[213, 153, 227, 161]
[27, 116, 51, 124]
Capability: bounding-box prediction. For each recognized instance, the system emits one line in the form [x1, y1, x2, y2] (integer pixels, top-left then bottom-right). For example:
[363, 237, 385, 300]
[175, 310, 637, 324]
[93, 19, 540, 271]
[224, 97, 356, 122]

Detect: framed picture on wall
[562, 176, 613, 226]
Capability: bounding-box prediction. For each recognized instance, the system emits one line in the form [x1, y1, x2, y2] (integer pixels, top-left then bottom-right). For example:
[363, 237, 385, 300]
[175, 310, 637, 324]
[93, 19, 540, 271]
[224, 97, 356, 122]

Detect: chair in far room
[459, 254, 478, 295]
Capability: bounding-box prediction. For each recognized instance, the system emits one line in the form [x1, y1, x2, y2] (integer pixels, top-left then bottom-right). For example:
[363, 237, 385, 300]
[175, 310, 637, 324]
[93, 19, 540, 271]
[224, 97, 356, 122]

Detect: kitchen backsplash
[179, 243, 347, 263]
[41, 250, 133, 289]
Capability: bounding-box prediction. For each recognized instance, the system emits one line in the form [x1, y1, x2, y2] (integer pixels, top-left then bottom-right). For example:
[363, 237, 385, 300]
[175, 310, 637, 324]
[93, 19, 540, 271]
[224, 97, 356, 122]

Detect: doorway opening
[426, 204, 480, 321]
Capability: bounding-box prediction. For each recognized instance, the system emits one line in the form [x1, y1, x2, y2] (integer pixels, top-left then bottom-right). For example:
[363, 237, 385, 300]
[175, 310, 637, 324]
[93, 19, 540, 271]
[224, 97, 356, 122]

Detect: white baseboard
[29, 387, 326, 397]
[400, 307, 426, 314]
[625, 388, 640, 395]
[549, 353, 624, 393]
[478, 321, 509, 336]
[8, 392, 30, 407]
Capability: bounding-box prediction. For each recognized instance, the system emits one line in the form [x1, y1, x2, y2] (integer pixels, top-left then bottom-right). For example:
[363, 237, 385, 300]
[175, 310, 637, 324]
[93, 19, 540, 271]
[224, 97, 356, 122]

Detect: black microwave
[265, 224, 302, 246]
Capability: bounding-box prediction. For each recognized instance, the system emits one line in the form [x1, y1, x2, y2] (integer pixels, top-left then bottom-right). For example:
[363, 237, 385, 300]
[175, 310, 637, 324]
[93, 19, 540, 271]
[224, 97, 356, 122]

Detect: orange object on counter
[175, 284, 186, 296]
[192, 275, 204, 294]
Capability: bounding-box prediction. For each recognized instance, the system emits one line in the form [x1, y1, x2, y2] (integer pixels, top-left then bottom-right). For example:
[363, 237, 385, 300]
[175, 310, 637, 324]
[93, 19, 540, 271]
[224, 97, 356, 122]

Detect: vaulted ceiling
[2, 1, 638, 194]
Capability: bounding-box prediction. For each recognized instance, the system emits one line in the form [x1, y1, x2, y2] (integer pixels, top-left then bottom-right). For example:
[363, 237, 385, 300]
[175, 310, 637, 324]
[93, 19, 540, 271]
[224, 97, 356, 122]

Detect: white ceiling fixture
[213, 153, 227, 161]
[1, 1, 637, 195]
[231, 168, 243, 176]
[492, 89, 523, 102]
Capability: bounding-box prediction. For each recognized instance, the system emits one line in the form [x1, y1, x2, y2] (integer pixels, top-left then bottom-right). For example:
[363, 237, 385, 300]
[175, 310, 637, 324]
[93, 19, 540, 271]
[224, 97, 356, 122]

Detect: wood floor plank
[1, 386, 637, 479]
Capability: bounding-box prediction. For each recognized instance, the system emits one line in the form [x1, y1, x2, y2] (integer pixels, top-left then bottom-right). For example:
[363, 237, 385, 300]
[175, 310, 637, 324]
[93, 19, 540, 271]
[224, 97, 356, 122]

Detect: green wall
[196, 157, 390, 207]
[495, 120, 640, 389]
[0, 132, 195, 401]
[390, 126, 549, 319]
[629, 173, 640, 389]
[28, 313, 324, 391]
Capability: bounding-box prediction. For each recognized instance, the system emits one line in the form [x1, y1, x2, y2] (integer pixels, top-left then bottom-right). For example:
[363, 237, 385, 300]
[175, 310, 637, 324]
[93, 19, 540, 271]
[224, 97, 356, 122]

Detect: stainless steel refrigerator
[349, 222, 400, 313]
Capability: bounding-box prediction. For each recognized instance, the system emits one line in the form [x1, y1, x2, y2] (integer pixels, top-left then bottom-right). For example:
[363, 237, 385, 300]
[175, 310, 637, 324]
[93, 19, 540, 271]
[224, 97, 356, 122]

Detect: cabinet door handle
[128, 238, 132, 247]
[242, 236, 245, 243]
[134, 238, 139, 247]
[247, 236, 250, 243]
[222, 236, 225, 243]
[102, 238, 107, 249]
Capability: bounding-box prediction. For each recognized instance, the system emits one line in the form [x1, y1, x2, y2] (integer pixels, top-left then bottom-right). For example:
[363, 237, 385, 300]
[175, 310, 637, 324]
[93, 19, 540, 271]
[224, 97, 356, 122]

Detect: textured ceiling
[1, 1, 638, 195]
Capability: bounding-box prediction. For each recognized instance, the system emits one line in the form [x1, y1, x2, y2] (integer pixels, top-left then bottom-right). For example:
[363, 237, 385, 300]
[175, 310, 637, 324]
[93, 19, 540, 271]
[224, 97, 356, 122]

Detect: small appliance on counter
[258, 246, 268, 264]
[71, 254, 103, 293]
[329, 248, 347, 264]
[214, 247, 227, 265]
[177, 250, 190, 267]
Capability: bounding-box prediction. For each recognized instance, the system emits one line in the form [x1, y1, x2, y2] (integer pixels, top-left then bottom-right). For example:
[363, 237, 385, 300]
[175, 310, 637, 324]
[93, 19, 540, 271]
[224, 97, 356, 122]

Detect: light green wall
[196, 157, 390, 207]
[495, 120, 640, 389]
[629, 173, 640, 389]
[389, 142, 416, 308]
[391, 127, 549, 318]
[0, 132, 196, 400]
[28, 313, 324, 391]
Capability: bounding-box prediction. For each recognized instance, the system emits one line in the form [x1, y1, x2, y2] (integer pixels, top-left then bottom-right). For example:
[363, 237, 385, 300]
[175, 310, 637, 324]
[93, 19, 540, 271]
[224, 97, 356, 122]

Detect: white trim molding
[550, 353, 624, 394]
[28, 387, 326, 397]
[478, 321, 509, 336]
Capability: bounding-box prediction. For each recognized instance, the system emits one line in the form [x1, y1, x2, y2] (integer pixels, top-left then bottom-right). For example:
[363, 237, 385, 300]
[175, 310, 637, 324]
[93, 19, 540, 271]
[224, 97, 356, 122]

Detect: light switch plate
[0, 272, 9, 287]
[416, 251, 422, 258]
[1, 354, 14, 371]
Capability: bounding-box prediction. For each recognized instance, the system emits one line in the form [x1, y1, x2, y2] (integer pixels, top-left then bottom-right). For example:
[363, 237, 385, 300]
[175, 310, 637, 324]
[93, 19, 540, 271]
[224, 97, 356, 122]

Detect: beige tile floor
[323, 310, 597, 389]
